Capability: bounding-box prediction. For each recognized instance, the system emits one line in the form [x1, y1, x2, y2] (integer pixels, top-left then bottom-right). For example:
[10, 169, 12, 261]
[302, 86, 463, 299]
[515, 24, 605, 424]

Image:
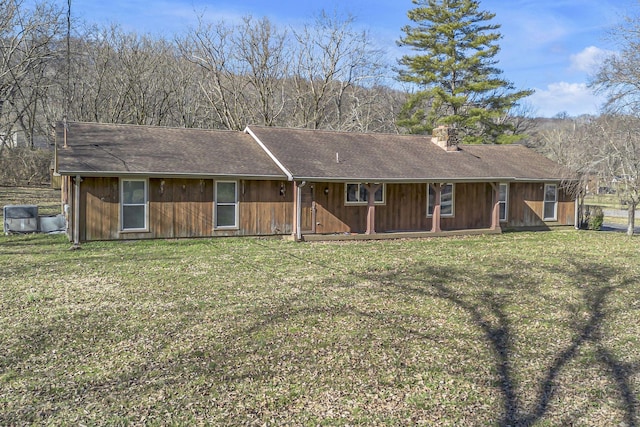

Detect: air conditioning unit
[3, 205, 38, 234]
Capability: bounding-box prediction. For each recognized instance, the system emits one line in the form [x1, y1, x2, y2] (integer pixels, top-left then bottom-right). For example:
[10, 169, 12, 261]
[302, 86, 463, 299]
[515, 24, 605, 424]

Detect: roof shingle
[247, 126, 573, 182]
[56, 122, 287, 178]
[55, 122, 573, 183]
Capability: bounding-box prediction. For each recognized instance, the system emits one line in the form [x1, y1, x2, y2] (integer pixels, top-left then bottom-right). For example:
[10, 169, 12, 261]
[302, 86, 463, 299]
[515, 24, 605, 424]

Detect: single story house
[55, 121, 576, 243]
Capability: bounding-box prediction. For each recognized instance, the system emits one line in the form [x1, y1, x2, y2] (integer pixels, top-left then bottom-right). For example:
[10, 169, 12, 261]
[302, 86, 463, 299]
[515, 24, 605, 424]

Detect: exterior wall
[236, 180, 293, 236]
[77, 177, 293, 241]
[311, 182, 494, 234]
[72, 177, 575, 241]
[505, 182, 575, 229]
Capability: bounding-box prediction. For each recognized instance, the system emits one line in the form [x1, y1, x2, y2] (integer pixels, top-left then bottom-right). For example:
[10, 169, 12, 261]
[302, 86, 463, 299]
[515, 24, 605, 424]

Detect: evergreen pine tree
[396, 0, 533, 143]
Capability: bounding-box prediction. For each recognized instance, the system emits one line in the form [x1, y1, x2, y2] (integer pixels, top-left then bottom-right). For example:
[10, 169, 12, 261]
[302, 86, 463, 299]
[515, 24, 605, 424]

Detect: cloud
[569, 46, 613, 73]
[529, 81, 605, 117]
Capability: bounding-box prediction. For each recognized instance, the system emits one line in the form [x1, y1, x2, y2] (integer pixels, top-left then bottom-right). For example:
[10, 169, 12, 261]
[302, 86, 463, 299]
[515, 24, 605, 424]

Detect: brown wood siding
[312, 182, 494, 234]
[151, 178, 214, 238]
[81, 177, 119, 241]
[375, 183, 428, 232]
[236, 180, 293, 236]
[78, 177, 293, 241]
[506, 182, 575, 228]
[76, 177, 575, 241]
[437, 183, 493, 231]
[313, 182, 362, 233]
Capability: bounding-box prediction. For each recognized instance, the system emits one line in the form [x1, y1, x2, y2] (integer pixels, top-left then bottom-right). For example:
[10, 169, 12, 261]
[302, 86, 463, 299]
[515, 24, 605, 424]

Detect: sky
[68, 0, 640, 118]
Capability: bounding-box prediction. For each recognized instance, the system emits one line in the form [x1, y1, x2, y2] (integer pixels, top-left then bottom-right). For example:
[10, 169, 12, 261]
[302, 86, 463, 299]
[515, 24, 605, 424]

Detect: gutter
[281, 176, 572, 184]
[56, 171, 288, 180]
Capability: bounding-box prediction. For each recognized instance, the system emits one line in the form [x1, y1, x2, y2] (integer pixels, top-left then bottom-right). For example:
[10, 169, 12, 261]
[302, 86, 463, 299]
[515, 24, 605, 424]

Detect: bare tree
[0, 0, 64, 152]
[177, 17, 251, 130]
[290, 11, 387, 130]
[589, 11, 640, 234]
[592, 15, 640, 116]
[234, 16, 290, 126]
[65, 25, 187, 126]
[590, 116, 640, 235]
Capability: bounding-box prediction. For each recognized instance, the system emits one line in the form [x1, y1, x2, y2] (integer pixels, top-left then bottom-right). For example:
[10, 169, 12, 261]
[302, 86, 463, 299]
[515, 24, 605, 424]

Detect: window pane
[545, 185, 557, 202]
[123, 181, 145, 204]
[441, 184, 453, 215]
[499, 184, 507, 202]
[346, 184, 359, 202]
[544, 202, 556, 220]
[216, 205, 236, 227]
[360, 185, 368, 202]
[217, 182, 236, 203]
[427, 186, 435, 215]
[428, 184, 453, 216]
[441, 200, 453, 215]
[499, 202, 507, 221]
[374, 185, 383, 202]
[123, 205, 145, 229]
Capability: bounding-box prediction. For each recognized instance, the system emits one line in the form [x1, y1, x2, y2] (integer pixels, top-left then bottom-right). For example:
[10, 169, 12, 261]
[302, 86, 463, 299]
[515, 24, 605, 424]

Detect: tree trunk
[627, 202, 636, 236]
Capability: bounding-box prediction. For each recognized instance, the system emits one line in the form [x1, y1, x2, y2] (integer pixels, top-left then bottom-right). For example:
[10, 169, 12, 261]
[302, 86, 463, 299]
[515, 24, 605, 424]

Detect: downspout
[73, 175, 81, 248]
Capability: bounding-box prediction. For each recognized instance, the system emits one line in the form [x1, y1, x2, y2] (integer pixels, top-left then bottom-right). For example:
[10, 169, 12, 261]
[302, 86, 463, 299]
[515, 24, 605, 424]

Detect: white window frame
[215, 180, 239, 229]
[120, 178, 149, 232]
[499, 183, 509, 222]
[344, 183, 385, 205]
[543, 183, 558, 221]
[427, 183, 455, 217]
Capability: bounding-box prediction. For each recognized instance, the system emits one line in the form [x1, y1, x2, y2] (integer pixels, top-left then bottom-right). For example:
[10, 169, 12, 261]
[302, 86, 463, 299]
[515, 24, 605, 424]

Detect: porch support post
[73, 175, 81, 247]
[430, 183, 442, 233]
[293, 180, 306, 241]
[489, 182, 501, 231]
[364, 183, 380, 235]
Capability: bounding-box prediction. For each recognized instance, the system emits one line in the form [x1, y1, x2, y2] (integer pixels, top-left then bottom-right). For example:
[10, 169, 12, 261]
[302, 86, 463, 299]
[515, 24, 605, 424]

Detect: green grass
[1, 230, 639, 425]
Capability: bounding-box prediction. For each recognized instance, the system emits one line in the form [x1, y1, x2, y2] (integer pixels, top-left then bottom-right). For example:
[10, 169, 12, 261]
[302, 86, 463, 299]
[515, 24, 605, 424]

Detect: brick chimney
[432, 125, 459, 151]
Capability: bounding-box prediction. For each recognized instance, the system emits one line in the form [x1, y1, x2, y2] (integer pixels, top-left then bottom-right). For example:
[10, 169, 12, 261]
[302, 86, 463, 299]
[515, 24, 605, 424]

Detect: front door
[300, 184, 315, 233]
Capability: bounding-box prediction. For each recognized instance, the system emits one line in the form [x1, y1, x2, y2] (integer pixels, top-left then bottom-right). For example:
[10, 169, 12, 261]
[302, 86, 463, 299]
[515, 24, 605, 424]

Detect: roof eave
[57, 170, 288, 180]
[289, 176, 570, 183]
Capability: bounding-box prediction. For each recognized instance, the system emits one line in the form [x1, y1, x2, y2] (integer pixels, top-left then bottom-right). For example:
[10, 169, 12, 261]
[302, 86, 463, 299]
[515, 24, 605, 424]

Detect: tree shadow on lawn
[368, 258, 640, 426]
[4, 243, 639, 425]
[163, 250, 640, 425]
[93, 255, 638, 425]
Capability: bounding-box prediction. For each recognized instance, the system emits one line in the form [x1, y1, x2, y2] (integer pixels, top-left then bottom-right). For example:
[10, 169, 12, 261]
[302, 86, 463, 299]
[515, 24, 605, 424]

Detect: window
[215, 181, 238, 229]
[543, 183, 558, 221]
[121, 179, 148, 231]
[427, 183, 455, 217]
[345, 183, 385, 205]
[499, 183, 509, 222]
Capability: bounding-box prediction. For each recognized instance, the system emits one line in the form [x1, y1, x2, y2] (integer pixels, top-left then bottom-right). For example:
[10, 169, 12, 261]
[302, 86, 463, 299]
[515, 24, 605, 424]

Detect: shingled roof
[246, 126, 573, 182]
[55, 122, 287, 179]
[55, 121, 573, 182]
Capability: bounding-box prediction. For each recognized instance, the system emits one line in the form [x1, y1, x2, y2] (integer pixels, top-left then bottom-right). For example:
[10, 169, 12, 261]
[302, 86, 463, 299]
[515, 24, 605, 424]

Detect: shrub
[588, 206, 604, 230]
[0, 148, 52, 186]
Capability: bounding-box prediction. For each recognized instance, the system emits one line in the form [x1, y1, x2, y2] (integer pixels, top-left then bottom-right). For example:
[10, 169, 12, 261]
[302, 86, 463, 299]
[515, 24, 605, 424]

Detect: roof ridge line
[244, 126, 294, 181]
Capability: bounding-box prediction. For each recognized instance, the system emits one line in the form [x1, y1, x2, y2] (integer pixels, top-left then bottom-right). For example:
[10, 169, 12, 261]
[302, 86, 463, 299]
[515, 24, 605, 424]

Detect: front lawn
[0, 231, 638, 425]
